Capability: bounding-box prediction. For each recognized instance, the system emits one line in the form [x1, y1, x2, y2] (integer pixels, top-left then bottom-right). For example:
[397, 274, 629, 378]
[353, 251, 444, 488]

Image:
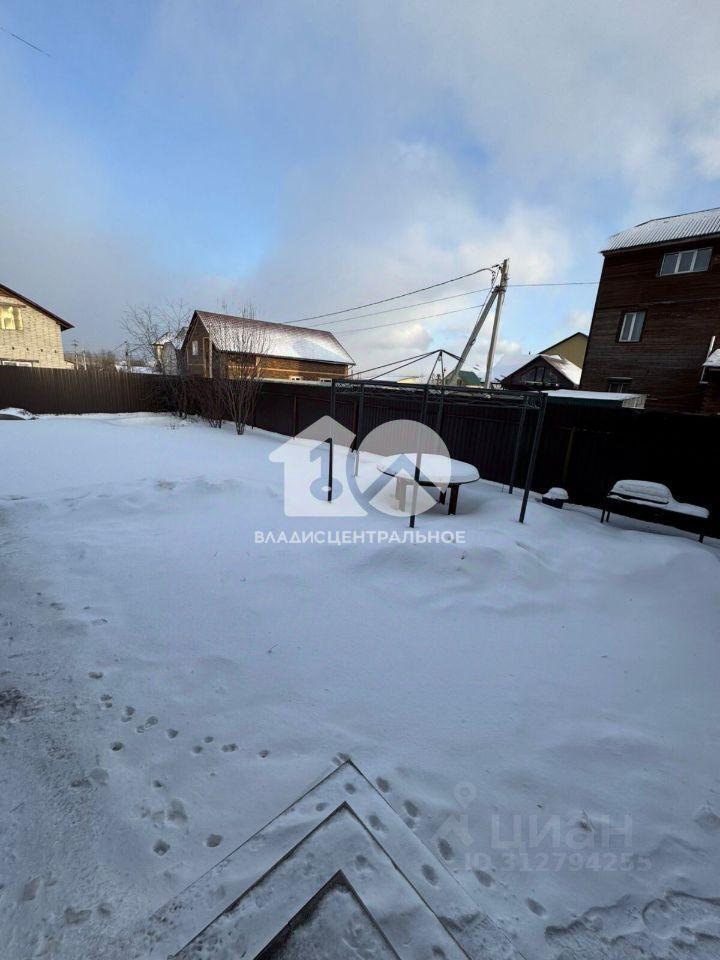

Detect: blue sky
[1, 1, 719, 376]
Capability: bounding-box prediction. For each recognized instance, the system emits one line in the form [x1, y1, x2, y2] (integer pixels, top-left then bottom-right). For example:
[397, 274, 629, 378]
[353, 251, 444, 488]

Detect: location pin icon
[454, 781, 476, 809]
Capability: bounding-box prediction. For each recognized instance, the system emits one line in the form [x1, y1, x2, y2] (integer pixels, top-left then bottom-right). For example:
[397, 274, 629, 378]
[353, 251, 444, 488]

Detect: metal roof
[193, 311, 354, 366]
[604, 207, 720, 252]
[502, 352, 582, 386]
[540, 354, 582, 386]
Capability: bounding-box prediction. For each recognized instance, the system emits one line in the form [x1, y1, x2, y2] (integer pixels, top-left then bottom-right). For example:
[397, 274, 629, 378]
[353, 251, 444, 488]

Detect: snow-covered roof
[193, 312, 354, 366]
[540, 354, 582, 386]
[154, 328, 187, 350]
[545, 389, 644, 402]
[603, 207, 720, 252]
[502, 352, 582, 386]
[703, 347, 720, 369]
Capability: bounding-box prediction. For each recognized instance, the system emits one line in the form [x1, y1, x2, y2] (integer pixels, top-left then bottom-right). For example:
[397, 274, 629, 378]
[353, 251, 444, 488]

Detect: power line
[508, 281, 599, 288]
[286, 285, 493, 328]
[0, 25, 50, 56]
[339, 301, 489, 336]
[310, 280, 600, 334]
[287, 265, 499, 325]
[296, 279, 600, 332]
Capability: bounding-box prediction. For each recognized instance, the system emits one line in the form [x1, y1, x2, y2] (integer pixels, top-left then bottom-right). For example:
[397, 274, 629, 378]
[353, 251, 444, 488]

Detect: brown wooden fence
[0, 366, 166, 415]
[2, 366, 719, 536]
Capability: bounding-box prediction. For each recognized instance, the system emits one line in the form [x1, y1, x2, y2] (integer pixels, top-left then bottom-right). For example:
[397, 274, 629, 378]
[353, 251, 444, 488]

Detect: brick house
[0, 283, 73, 369]
[580, 208, 720, 412]
[181, 311, 354, 382]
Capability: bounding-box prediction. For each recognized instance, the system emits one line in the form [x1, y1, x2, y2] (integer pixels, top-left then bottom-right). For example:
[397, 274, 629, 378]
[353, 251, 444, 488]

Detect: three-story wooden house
[580, 208, 720, 412]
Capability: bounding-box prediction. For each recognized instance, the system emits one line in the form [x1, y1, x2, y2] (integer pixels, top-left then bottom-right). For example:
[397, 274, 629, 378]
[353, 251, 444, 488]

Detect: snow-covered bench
[600, 480, 709, 543]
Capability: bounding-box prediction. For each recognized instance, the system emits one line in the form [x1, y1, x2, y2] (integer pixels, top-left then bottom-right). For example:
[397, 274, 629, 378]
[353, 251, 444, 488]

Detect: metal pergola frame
[327, 376, 548, 527]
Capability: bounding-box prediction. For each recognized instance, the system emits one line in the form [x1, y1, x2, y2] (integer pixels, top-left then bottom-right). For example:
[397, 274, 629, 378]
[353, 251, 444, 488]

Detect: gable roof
[541, 353, 582, 385]
[457, 369, 482, 385]
[503, 352, 582, 387]
[0, 283, 73, 330]
[703, 347, 720, 369]
[603, 206, 720, 253]
[189, 311, 354, 366]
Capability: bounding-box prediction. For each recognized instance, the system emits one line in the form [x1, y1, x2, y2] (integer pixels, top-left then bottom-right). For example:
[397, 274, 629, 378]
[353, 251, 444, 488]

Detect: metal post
[409, 383, 430, 529]
[518, 393, 547, 524]
[508, 401, 527, 495]
[354, 382, 365, 477]
[484, 258, 508, 388]
[328, 379, 336, 502]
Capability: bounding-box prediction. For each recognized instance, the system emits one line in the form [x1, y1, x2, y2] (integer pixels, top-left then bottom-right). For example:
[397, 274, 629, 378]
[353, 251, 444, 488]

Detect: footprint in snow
[166, 800, 188, 826]
[437, 838, 453, 860]
[526, 898, 546, 917]
[64, 906, 91, 925]
[474, 869, 494, 888]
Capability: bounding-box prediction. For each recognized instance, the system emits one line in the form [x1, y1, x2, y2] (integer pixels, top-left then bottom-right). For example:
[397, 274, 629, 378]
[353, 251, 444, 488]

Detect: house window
[618, 311, 645, 342]
[659, 247, 712, 275]
[191, 340, 199, 357]
[289, 375, 302, 381]
[0, 306, 22, 330]
[519, 365, 558, 387]
[607, 378, 632, 393]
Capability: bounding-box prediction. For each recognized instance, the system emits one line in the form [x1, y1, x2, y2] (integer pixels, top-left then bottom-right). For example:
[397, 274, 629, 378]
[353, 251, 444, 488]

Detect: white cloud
[1, 0, 719, 371]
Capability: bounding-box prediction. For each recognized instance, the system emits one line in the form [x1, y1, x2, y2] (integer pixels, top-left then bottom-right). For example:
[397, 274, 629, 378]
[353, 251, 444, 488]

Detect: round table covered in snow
[376, 454, 480, 515]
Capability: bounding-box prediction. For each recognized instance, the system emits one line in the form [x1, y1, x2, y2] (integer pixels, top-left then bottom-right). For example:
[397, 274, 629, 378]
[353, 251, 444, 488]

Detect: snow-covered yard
[2, 413, 719, 959]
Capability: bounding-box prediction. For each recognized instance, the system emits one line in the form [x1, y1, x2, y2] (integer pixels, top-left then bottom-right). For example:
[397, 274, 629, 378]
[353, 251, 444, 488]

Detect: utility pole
[81, 348, 87, 371]
[72, 339, 79, 368]
[484, 258, 509, 388]
[443, 260, 509, 386]
[125, 341, 131, 373]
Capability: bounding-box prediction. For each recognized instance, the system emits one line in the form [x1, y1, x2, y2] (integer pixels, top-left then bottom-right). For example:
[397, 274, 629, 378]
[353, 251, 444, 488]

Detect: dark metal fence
[2, 367, 719, 535]
[0, 366, 165, 415]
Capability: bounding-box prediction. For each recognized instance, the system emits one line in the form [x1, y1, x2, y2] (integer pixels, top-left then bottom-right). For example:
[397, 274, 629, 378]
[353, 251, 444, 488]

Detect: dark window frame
[607, 377, 632, 393]
[617, 310, 646, 343]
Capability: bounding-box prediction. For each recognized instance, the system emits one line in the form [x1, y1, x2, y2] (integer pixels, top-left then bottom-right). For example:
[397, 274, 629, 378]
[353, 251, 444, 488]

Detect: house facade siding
[544, 332, 587, 368]
[580, 238, 720, 411]
[0, 293, 71, 369]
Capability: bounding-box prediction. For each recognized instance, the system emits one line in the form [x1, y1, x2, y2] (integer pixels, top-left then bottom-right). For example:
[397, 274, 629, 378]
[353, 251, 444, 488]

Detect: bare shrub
[213, 322, 269, 435]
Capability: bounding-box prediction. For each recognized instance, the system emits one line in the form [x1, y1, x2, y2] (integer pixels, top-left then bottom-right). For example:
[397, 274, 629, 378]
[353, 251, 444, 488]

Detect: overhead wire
[286, 265, 499, 325]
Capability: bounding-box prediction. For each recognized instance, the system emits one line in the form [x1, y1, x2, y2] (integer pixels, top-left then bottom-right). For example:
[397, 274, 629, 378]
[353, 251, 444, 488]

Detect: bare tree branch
[214, 319, 269, 434]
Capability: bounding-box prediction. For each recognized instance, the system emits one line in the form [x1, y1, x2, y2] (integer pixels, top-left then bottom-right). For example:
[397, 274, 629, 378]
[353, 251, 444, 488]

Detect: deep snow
[1, 413, 719, 959]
